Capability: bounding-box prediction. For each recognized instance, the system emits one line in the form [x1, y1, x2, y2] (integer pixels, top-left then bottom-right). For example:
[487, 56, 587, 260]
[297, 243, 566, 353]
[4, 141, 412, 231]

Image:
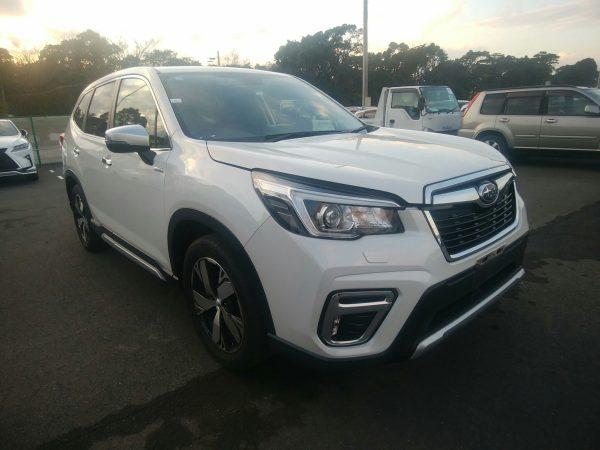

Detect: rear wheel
[477, 132, 509, 156]
[183, 234, 266, 369]
[70, 184, 106, 252]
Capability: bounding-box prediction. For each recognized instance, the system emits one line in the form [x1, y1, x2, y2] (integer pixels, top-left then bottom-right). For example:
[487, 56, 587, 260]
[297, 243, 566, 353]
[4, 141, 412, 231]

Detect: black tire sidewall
[182, 234, 266, 369]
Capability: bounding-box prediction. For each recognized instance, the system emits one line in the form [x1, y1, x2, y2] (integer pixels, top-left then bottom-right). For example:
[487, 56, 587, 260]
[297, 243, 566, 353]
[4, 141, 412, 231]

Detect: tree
[552, 58, 598, 86]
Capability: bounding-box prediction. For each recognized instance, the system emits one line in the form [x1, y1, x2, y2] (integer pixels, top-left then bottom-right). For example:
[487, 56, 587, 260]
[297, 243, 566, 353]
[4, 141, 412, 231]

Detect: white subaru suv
[62, 67, 528, 368]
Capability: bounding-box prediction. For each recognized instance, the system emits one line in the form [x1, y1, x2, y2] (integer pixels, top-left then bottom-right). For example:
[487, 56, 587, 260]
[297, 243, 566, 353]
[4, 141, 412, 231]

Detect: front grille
[428, 181, 516, 256]
[0, 148, 19, 172]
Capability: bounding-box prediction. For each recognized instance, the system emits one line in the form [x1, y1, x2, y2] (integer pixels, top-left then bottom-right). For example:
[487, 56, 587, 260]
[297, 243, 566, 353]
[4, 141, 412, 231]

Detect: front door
[498, 91, 543, 148]
[100, 77, 171, 266]
[386, 89, 422, 130]
[540, 90, 600, 150]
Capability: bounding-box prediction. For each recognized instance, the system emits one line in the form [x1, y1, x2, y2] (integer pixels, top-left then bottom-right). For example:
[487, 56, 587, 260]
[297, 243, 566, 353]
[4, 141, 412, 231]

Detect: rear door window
[480, 93, 505, 115]
[85, 81, 116, 137]
[546, 90, 596, 116]
[73, 91, 92, 131]
[504, 92, 543, 115]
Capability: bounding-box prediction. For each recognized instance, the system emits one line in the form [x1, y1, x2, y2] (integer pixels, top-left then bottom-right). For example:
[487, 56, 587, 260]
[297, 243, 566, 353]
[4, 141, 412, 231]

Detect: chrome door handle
[101, 156, 112, 166]
[498, 117, 510, 123]
[545, 118, 557, 123]
[73, 147, 80, 157]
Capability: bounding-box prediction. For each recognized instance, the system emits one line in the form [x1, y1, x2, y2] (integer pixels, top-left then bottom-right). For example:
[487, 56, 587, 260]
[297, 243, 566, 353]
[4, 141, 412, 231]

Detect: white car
[62, 67, 529, 369]
[0, 120, 38, 180]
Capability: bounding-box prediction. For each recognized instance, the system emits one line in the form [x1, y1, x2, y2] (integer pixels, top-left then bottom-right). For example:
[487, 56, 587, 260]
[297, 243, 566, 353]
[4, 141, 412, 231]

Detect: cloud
[0, 0, 25, 15]
[475, 0, 600, 30]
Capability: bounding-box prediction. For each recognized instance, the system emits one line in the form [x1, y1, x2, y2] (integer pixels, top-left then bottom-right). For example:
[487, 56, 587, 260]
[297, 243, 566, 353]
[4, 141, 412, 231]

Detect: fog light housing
[319, 290, 396, 346]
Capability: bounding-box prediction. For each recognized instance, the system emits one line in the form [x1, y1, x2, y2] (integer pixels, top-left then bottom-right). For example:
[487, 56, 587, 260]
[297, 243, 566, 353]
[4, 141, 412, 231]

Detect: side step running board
[101, 233, 166, 281]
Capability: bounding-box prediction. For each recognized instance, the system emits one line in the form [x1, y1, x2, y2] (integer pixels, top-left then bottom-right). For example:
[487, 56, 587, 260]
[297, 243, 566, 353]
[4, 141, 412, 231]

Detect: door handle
[73, 146, 80, 157]
[545, 118, 557, 123]
[389, 119, 395, 126]
[498, 117, 510, 123]
[101, 156, 112, 166]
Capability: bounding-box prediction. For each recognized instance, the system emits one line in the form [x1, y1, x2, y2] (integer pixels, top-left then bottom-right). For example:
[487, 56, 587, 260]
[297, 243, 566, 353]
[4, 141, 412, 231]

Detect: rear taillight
[463, 92, 480, 116]
[59, 133, 65, 146]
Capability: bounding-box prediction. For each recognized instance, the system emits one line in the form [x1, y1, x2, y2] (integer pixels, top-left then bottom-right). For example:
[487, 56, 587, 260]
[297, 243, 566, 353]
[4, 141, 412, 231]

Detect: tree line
[0, 26, 598, 116]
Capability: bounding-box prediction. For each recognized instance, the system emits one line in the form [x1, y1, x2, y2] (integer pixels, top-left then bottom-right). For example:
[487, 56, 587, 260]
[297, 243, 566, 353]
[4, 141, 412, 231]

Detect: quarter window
[115, 78, 170, 148]
[73, 91, 92, 131]
[546, 91, 596, 116]
[504, 93, 542, 116]
[85, 82, 116, 137]
[479, 93, 505, 115]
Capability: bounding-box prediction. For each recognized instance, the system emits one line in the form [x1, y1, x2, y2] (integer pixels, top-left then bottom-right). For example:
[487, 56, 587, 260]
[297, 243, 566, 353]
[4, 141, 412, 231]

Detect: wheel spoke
[217, 280, 234, 301]
[198, 260, 216, 299]
[221, 309, 243, 344]
[192, 290, 215, 312]
[212, 308, 222, 346]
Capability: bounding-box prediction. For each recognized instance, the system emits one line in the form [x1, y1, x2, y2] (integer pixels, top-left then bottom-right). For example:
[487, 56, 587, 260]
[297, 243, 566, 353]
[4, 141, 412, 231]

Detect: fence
[10, 116, 69, 166]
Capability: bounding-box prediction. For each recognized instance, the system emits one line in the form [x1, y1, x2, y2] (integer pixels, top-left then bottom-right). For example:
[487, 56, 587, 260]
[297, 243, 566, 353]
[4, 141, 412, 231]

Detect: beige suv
[459, 86, 600, 155]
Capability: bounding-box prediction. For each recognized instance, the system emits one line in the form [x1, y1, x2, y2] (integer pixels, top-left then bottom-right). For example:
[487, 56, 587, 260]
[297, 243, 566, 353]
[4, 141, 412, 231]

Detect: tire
[183, 234, 267, 370]
[70, 184, 106, 252]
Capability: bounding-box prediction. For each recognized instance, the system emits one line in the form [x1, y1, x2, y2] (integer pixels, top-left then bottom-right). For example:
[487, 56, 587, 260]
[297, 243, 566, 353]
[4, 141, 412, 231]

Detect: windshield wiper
[263, 130, 346, 142]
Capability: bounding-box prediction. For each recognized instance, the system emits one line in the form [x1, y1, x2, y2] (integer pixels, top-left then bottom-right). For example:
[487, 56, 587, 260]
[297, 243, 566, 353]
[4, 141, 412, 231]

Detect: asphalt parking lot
[1, 157, 599, 450]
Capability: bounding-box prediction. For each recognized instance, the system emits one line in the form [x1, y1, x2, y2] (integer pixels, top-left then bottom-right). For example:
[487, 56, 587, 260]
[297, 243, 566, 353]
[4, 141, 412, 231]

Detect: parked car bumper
[244, 194, 529, 362]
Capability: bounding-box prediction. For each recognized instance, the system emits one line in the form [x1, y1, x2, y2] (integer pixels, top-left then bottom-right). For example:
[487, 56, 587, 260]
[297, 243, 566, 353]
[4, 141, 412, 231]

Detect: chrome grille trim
[424, 169, 519, 261]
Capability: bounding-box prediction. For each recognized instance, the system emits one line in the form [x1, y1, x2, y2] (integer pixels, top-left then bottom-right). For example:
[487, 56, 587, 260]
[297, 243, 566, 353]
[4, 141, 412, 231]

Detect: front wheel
[183, 235, 267, 369]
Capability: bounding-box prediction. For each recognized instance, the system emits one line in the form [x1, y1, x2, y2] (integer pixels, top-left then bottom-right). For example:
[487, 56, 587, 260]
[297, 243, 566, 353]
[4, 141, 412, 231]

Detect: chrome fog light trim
[318, 290, 396, 346]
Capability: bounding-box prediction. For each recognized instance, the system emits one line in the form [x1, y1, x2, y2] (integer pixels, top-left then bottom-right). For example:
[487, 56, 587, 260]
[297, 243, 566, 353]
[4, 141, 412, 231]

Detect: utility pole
[217, 51, 221, 67]
[362, 0, 369, 106]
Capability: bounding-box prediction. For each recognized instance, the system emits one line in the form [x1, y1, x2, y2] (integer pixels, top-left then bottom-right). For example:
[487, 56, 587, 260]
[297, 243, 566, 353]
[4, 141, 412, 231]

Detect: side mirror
[105, 124, 150, 153]
[20, 129, 28, 137]
[584, 104, 600, 115]
[418, 97, 426, 111]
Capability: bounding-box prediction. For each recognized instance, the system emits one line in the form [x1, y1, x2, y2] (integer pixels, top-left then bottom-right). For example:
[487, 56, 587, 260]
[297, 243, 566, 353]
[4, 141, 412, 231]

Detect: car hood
[207, 128, 508, 204]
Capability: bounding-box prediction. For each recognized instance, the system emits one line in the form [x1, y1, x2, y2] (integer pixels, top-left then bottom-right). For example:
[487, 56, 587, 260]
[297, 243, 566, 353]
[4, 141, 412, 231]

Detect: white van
[368, 86, 462, 134]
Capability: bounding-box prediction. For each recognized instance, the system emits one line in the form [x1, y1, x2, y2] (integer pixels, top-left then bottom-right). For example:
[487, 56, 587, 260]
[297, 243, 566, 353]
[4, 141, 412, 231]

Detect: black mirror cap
[105, 138, 149, 153]
[20, 129, 28, 137]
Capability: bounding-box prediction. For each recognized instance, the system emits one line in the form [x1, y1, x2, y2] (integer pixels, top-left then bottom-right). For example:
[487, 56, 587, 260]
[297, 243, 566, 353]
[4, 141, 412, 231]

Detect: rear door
[78, 81, 117, 225]
[385, 89, 422, 130]
[100, 77, 171, 262]
[498, 91, 543, 148]
[540, 90, 600, 150]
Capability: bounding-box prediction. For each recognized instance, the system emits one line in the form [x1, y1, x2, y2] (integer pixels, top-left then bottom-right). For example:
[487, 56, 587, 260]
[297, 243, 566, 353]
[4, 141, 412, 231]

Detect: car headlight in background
[252, 171, 404, 239]
[12, 142, 30, 151]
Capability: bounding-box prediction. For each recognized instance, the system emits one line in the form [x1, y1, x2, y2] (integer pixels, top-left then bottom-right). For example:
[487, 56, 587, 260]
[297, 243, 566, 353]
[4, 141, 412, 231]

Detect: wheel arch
[168, 208, 275, 334]
[474, 128, 514, 149]
[64, 169, 81, 207]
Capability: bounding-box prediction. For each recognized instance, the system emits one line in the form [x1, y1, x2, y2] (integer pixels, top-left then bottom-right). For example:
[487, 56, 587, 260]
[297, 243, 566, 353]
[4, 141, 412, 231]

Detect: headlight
[252, 171, 404, 239]
[12, 142, 30, 151]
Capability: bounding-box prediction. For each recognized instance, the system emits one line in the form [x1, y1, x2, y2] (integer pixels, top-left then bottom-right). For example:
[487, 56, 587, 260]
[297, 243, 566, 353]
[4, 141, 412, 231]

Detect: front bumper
[245, 192, 529, 361]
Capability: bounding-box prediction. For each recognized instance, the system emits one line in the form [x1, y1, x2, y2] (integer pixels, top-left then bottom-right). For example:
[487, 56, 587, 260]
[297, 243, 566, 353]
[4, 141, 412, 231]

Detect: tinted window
[505, 93, 542, 115]
[85, 82, 115, 137]
[0, 120, 19, 137]
[480, 93, 505, 115]
[547, 91, 596, 116]
[115, 78, 170, 148]
[73, 91, 92, 131]
[390, 91, 420, 120]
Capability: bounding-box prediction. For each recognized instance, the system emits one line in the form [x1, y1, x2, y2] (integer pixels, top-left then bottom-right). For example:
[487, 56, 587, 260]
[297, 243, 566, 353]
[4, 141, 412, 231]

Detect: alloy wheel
[191, 257, 245, 353]
[74, 194, 90, 244]
[483, 139, 501, 150]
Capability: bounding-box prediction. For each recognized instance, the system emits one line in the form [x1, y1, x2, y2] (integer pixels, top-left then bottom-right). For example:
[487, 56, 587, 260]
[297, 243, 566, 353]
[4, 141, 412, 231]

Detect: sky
[0, 0, 598, 66]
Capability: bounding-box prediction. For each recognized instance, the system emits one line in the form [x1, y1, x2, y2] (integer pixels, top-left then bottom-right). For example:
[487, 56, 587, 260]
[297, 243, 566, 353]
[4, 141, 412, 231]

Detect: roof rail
[481, 85, 581, 92]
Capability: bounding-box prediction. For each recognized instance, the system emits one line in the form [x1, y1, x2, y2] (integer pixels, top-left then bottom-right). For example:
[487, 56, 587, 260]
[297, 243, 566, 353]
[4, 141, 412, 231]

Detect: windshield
[160, 71, 364, 142]
[0, 121, 19, 137]
[419, 86, 459, 113]
[584, 88, 600, 104]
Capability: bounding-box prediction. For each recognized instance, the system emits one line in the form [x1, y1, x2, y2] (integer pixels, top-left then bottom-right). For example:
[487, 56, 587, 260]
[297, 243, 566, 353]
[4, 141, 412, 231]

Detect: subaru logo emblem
[477, 181, 499, 205]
